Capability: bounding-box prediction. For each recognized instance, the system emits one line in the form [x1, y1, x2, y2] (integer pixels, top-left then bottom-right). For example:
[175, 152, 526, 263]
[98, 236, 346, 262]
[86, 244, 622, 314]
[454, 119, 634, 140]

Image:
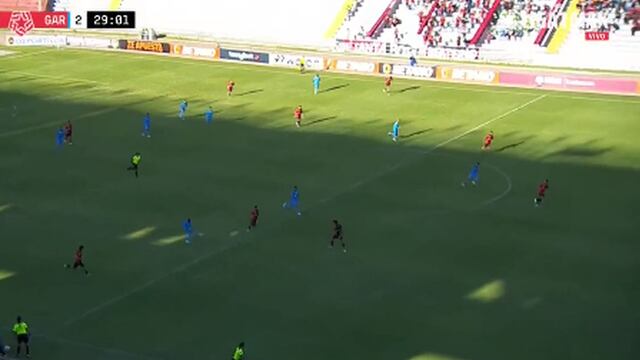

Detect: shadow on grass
[0, 77, 635, 360]
[496, 141, 526, 152]
[398, 85, 420, 93]
[236, 89, 264, 97]
[401, 128, 432, 139]
[319, 84, 350, 94]
[306, 116, 337, 126]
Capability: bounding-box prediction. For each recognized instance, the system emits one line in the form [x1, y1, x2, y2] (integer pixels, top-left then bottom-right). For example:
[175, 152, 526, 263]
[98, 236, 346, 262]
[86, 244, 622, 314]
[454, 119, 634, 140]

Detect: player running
[12, 316, 30, 358]
[383, 75, 393, 94]
[461, 162, 480, 187]
[534, 179, 549, 207]
[247, 205, 259, 231]
[126, 152, 142, 178]
[330, 219, 346, 253]
[56, 127, 65, 149]
[227, 80, 235, 97]
[294, 105, 304, 128]
[183, 218, 193, 244]
[388, 119, 400, 142]
[282, 185, 302, 216]
[205, 106, 214, 124]
[142, 112, 151, 138]
[64, 245, 90, 275]
[179, 100, 188, 120]
[481, 131, 494, 150]
[64, 120, 73, 145]
[312, 74, 321, 95]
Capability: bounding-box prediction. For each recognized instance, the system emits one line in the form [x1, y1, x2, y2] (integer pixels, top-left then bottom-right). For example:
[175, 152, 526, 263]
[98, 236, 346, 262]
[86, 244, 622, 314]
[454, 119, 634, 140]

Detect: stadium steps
[324, 0, 356, 39]
[336, 0, 391, 39]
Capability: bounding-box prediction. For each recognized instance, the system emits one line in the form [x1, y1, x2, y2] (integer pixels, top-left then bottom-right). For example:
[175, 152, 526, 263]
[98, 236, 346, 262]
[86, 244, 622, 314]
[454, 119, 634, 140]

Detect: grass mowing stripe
[57, 48, 640, 103]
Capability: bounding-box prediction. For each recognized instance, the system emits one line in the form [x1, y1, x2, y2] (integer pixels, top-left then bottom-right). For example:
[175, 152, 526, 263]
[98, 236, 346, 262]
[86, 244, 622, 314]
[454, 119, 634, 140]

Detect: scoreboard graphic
[0, 11, 135, 36]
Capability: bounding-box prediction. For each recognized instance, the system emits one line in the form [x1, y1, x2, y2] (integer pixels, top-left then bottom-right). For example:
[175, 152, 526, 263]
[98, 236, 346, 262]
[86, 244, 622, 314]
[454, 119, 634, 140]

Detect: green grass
[1, 46, 639, 360]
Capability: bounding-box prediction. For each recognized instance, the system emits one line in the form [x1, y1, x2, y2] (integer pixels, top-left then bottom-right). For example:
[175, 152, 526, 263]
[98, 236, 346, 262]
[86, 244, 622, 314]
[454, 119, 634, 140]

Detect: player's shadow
[398, 86, 420, 93]
[236, 89, 264, 97]
[550, 144, 613, 158]
[400, 128, 432, 139]
[306, 116, 337, 126]
[496, 141, 526, 152]
[319, 84, 350, 94]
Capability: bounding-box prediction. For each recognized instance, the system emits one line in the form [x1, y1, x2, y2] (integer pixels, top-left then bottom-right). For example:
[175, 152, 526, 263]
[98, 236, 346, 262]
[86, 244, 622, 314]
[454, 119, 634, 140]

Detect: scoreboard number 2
[75, 14, 82, 25]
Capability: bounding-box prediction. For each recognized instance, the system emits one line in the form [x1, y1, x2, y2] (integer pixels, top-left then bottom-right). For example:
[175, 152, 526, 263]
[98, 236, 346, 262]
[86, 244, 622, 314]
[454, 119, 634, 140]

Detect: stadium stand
[130, 0, 344, 46]
[40, 0, 640, 70]
[0, 0, 41, 11]
[334, 0, 639, 69]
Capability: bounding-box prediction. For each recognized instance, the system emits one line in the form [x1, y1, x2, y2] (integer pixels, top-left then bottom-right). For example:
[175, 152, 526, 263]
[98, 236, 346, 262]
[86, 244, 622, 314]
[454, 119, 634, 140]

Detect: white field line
[480, 163, 513, 207]
[5, 48, 640, 104]
[62, 94, 542, 327]
[0, 107, 119, 138]
[1, 48, 56, 60]
[320, 94, 546, 203]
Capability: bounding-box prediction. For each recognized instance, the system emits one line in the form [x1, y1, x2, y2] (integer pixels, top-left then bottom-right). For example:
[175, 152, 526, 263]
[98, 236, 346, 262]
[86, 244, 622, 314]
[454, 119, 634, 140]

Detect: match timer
[86, 11, 135, 29]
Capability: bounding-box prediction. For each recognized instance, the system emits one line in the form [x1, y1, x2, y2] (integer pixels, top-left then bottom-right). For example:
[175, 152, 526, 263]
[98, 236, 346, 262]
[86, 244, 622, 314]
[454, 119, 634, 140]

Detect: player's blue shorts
[393, 130, 399, 137]
[289, 199, 299, 208]
[468, 173, 479, 182]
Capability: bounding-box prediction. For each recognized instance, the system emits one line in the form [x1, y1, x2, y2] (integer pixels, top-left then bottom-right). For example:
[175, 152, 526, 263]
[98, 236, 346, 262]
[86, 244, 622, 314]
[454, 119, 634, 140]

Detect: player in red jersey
[481, 130, 494, 150]
[294, 105, 303, 127]
[247, 205, 260, 231]
[64, 245, 89, 275]
[64, 120, 73, 145]
[227, 80, 235, 97]
[383, 76, 393, 94]
[534, 179, 549, 207]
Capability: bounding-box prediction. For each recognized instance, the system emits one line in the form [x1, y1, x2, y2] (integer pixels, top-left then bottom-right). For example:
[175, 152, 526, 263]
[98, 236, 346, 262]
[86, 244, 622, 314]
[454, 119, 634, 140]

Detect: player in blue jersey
[388, 119, 400, 142]
[56, 127, 65, 148]
[183, 218, 193, 244]
[179, 100, 188, 120]
[205, 106, 214, 124]
[142, 112, 151, 138]
[312, 74, 321, 95]
[282, 185, 302, 216]
[461, 162, 480, 187]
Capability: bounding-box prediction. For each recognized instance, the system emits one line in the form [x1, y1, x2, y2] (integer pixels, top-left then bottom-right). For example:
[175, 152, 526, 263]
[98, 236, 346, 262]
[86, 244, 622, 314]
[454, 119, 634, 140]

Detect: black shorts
[17, 334, 29, 344]
[332, 233, 343, 240]
[73, 260, 85, 268]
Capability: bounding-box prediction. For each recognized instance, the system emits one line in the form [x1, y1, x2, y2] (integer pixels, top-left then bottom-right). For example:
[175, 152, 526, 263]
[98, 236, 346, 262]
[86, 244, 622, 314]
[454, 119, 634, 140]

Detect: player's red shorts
[227, 86, 234, 92]
[250, 217, 258, 226]
[73, 259, 84, 268]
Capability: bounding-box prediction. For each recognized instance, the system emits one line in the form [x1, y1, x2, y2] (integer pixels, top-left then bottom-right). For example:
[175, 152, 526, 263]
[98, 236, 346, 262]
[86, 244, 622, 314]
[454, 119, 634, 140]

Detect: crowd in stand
[489, 0, 558, 41]
[419, 0, 492, 48]
[577, 0, 639, 35]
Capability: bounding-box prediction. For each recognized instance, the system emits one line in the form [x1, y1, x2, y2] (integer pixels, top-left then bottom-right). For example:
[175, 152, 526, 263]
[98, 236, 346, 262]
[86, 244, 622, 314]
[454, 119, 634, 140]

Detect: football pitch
[1, 46, 639, 360]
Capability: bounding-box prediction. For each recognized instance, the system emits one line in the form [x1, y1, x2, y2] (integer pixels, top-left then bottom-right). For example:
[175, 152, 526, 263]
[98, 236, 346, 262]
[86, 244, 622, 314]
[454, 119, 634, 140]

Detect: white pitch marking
[64, 95, 541, 327]
[480, 163, 513, 207]
[230, 230, 239, 237]
[0, 107, 119, 139]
